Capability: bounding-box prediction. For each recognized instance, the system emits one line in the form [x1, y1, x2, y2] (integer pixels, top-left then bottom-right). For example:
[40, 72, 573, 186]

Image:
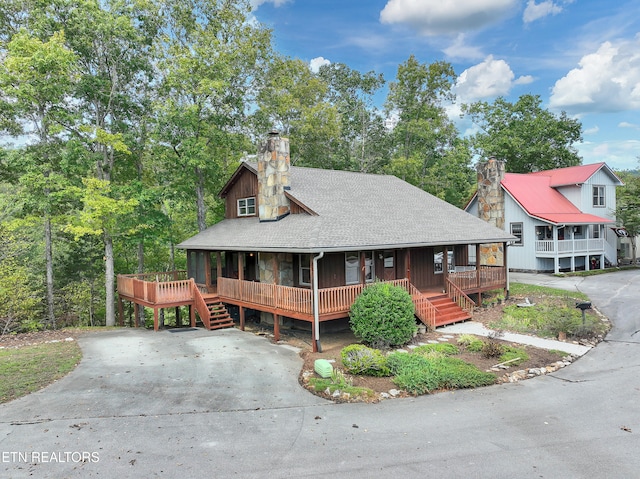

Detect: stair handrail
[445, 278, 475, 313]
[190, 279, 211, 329]
[407, 282, 438, 330]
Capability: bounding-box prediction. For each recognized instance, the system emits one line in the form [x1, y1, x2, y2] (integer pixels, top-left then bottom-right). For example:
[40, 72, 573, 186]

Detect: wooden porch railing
[190, 279, 211, 329]
[117, 273, 193, 305]
[445, 278, 474, 314]
[407, 282, 437, 329]
[448, 266, 505, 291]
[217, 278, 313, 315]
[317, 279, 408, 315]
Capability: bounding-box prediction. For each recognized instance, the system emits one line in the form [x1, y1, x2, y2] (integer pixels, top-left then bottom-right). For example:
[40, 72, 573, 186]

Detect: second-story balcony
[535, 238, 604, 257]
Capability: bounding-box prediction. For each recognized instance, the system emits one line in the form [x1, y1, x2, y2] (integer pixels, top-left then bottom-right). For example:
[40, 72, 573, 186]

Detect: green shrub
[341, 344, 390, 377]
[457, 334, 484, 352]
[413, 343, 459, 356]
[349, 282, 416, 348]
[498, 346, 529, 366]
[386, 351, 430, 375]
[429, 357, 497, 389]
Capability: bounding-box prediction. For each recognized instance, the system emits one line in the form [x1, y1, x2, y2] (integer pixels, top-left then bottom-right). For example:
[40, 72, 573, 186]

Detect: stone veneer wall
[477, 157, 506, 266]
[258, 253, 294, 325]
[257, 132, 290, 222]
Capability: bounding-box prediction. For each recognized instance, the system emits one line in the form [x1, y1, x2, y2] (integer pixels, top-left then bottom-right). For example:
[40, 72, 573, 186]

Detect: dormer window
[237, 197, 256, 216]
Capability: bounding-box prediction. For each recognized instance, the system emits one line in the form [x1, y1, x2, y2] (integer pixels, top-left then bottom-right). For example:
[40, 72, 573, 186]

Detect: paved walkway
[438, 321, 591, 356]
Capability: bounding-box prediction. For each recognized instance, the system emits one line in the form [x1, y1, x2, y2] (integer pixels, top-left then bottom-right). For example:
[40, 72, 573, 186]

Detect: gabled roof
[502, 173, 613, 225]
[528, 162, 623, 187]
[179, 164, 515, 253]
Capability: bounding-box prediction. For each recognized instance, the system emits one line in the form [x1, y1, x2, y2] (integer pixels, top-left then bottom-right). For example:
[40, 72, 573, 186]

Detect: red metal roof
[527, 162, 614, 187]
[502, 173, 613, 225]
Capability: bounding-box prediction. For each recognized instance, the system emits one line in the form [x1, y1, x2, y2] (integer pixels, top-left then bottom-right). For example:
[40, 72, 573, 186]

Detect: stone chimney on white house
[477, 156, 506, 230]
[257, 131, 291, 222]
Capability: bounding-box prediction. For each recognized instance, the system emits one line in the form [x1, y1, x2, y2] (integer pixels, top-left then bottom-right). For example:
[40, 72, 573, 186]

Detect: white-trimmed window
[592, 224, 601, 239]
[299, 254, 311, 286]
[592, 186, 605, 207]
[237, 197, 256, 216]
[510, 222, 523, 246]
[345, 252, 375, 285]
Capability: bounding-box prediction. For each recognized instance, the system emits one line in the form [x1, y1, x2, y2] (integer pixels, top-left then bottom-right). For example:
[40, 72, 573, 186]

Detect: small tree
[349, 282, 416, 348]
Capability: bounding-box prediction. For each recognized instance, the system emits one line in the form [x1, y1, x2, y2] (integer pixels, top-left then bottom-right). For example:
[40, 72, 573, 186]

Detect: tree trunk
[195, 166, 207, 232]
[104, 232, 115, 326]
[44, 214, 56, 329]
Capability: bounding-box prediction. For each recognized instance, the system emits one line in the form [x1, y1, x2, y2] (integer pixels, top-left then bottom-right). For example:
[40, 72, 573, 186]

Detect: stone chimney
[257, 131, 290, 222]
[477, 156, 506, 229]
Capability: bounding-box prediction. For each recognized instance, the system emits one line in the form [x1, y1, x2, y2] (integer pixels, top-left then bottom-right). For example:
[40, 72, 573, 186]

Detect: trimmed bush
[413, 343, 459, 356]
[341, 344, 390, 377]
[349, 282, 416, 349]
[457, 334, 484, 352]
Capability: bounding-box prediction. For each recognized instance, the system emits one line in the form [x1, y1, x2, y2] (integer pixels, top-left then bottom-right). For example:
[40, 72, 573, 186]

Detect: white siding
[580, 168, 617, 220]
[555, 185, 582, 209]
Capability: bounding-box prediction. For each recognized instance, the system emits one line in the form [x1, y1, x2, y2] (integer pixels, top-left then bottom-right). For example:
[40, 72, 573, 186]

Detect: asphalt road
[1, 270, 639, 478]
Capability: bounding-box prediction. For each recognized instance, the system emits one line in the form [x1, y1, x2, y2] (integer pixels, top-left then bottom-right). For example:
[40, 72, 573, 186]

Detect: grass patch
[308, 369, 375, 399]
[498, 346, 529, 366]
[0, 341, 82, 403]
[509, 283, 589, 301]
[387, 351, 496, 395]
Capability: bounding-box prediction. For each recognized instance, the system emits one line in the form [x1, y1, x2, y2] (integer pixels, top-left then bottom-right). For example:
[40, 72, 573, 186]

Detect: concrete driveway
[1, 270, 639, 478]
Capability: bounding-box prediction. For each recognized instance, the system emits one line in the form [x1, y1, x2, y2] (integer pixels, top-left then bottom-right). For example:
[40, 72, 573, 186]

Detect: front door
[383, 250, 395, 280]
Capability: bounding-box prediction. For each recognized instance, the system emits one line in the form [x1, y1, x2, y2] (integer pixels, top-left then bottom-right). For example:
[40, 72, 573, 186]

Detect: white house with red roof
[466, 159, 623, 274]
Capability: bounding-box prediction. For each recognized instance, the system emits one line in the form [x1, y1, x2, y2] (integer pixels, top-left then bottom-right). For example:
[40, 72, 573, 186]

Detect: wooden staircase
[204, 296, 235, 330]
[428, 294, 472, 327]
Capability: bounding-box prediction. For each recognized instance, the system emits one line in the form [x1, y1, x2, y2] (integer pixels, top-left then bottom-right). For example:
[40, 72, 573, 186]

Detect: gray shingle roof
[178, 165, 515, 252]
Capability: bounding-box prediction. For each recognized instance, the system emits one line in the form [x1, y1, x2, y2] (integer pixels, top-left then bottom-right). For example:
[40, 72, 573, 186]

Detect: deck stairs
[428, 294, 472, 327]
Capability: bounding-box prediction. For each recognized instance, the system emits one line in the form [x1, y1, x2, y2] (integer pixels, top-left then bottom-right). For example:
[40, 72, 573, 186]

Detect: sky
[250, 0, 640, 171]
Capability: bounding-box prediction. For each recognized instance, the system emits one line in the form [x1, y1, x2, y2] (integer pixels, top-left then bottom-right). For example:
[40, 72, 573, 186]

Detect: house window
[345, 252, 375, 285]
[592, 225, 601, 239]
[510, 223, 523, 246]
[345, 253, 359, 285]
[592, 186, 605, 207]
[434, 250, 454, 274]
[237, 197, 256, 216]
[299, 254, 311, 286]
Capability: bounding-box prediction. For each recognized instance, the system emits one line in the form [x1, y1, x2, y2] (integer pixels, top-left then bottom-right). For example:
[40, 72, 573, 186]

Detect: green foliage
[464, 94, 582, 173]
[509, 283, 589, 301]
[349, 282, 416, 348]
[457, 334, 484, 352]
[499, 346, 529, 366]
[308, 368, 374, 399]
[412, 343, 459, 356]
[340, 344, 390, 377]
[388, 351, 496, 395]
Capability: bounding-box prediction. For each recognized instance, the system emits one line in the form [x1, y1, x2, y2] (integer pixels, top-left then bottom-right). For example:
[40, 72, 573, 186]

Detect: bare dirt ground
[0, 329, 84, 349]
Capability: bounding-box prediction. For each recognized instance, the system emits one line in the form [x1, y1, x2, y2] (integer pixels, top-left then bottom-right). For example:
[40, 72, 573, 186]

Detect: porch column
[273, 255, 279, 340]
[239, 306, 245, 331]
[134, 303, 140, 328]
[204, 252, 212, 291]
[553, 227, 560, 274]
[503, 242, 509, 300]
[443, 246, 449, 286]
[406, 249, 411, 283]
[216, 252, 222, 279]
[475, 244, 481, 290]
[153, 307, 159, 331]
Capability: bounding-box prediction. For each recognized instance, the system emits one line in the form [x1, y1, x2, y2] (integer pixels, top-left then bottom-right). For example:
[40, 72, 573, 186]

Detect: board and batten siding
[224, 168, 258, 219]
[580, 168, 617, 220]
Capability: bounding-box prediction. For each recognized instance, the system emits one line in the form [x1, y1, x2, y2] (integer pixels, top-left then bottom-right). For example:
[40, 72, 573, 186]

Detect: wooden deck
[117, 266, 506, 333]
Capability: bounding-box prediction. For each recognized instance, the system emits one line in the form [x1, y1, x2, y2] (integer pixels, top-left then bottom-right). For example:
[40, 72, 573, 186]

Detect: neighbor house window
[237, 197, 256, 216]
[592, 186, 605, 207]
[299, 254, 311, 286]
[592, 224, 601, 239]
[510, 222, 523, 246]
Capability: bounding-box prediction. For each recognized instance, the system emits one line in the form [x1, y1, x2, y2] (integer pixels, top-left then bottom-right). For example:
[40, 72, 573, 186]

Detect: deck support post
[189, 305, 195, 327]
[175, 307, 181, 327]
[117, 295, 124, 327]
[134, 303, 140, 328]
[239, 306, 245, 331]
[274, 313, 280, 342]
[153, 307, 159, 331]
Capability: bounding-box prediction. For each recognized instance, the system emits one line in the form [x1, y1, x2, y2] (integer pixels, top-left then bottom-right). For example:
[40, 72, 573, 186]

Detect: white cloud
[443, 34, 484, 60]
[576, 139, 640, 170]
[549, 34, 640, 114]
[523, 1, 562, 23]
[584, 126, 600, 135]
[379, 0, 518, 36]
[455, 56, 516, 102]
[619, 121, 640, 129]
[309, 56, 330, 73]
[250, 0, 291, 8]
[514, 75, 535, 85]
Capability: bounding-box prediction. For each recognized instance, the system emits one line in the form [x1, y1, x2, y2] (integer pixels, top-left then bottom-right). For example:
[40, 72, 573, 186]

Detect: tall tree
[384, 55, 466, 201]
[463, 94, 583, 173]
[318, 62, 389, 172]
[0, 30, 78, 328]
[155, 0, 271, 232]
[616, 168, 640, 264]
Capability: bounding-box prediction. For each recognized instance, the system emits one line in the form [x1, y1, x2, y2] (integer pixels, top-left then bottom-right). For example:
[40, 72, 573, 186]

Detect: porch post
[216, 252, 222, 279]
[189, 305, 195, 327]
[274, 314, 280, 342]
[204, 251, 212, 291]
[175, 307, 181, 327]
[239, 306, 245, 331]
[476, 244, 481, 290]
[443, 246, 449, 285]
[553, 227, 560, 274]
[406, 249, 411, 283]
[153, 307, 159, 331]
[503, 242, 509, 300]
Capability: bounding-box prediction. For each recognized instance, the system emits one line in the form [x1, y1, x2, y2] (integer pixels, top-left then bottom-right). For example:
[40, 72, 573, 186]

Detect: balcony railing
[535, 239, 604, 256]
[448, 266, 506, 291]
